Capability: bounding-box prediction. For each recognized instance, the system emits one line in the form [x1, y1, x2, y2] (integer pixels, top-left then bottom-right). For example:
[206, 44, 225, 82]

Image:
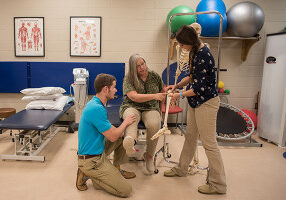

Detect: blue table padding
[0, 101, 74, 131]
[106, 98, 146, 129]
[0, 62, 28, 93]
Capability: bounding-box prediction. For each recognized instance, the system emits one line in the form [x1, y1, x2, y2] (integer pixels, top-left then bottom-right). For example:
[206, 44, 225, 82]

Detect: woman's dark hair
[94, 73, 116, 93]
[176, 25, 202, 53]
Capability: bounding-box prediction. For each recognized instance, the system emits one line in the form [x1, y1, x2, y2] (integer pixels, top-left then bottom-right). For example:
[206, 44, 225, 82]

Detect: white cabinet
[258, 32, 286, 147]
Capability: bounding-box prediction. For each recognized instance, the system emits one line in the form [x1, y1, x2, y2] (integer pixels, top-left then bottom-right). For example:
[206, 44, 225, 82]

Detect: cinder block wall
[1, 0, 286, 113]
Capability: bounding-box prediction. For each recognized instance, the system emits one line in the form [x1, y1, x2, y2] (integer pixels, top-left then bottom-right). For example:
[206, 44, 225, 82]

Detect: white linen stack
[21, 87, 68, 111]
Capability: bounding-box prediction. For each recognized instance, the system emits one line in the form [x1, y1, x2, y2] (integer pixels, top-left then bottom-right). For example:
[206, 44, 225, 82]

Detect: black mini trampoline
[216, 103, 255, 141]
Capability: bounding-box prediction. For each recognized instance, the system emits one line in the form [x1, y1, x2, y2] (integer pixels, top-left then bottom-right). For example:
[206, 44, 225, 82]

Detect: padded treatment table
[0, 101, 75, 162]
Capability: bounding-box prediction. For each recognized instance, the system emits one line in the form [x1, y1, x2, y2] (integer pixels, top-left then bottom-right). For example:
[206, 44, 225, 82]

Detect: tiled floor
[0, 129, 285, 200]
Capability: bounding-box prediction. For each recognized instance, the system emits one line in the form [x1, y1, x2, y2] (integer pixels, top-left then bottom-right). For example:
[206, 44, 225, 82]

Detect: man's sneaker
[76, 168, 89, 191]
[123, 136, 136, 156]
[198, 184, 226, 195]
[120, 169, 136, 179]
[164, 169, 179, 177]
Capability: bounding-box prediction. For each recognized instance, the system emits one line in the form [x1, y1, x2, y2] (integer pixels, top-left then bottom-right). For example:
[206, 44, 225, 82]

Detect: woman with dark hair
[164, 25, 227, 195]
[120, 54, 166, 174]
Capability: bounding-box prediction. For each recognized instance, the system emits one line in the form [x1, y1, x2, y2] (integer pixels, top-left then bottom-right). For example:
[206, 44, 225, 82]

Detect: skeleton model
[151, 23, 205, 174]
[150, 91, 172, 141]
[151, 42, 191, 141]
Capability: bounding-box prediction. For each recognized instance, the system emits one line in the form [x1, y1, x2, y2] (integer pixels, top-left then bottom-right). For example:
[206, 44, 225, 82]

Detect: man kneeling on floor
[76, 73, 136, 197]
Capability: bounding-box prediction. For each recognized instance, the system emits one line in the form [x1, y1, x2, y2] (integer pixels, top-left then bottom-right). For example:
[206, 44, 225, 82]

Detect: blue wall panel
[30, 62, 125, 95]
[30, 62, 74, 94]
[0, 62, 125, 96]
[0, 62, 28, 93]
[84, 63, 125, 96]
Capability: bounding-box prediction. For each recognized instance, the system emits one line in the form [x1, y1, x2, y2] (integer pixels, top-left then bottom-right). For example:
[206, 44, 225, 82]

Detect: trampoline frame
[216, 102, 255, 141]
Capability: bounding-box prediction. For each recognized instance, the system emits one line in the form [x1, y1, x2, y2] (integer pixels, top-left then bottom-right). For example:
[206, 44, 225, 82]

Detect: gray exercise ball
[226, 1, 264, 37]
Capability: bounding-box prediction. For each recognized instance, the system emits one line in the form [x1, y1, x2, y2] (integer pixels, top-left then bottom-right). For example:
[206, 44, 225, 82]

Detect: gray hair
[127, 54, 149, 92]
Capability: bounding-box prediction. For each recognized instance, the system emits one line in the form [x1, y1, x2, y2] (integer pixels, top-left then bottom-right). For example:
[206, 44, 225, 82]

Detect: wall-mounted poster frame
[70, 16, 102, 57]
[14, 17, 45, 57]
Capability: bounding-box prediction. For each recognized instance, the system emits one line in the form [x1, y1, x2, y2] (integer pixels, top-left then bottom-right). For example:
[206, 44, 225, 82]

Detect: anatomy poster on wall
[70, 16, 102, 57]
[14, 17, 45, 57]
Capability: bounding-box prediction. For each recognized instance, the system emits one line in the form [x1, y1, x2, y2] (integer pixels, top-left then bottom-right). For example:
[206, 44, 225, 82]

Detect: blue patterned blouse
[186, 45, 218, 108]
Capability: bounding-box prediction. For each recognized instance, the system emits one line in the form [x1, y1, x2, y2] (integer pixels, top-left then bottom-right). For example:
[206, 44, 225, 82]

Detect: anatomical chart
[70, 17, 101, 57]
[14, 17, 44, 56]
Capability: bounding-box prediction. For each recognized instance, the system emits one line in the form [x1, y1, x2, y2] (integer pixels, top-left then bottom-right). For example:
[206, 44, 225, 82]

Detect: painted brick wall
[1, 0, 286, 112]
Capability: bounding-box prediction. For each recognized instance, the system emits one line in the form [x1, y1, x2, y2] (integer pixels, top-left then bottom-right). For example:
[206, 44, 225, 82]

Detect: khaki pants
[173, 96, 227, 193]
[122, 108, 161, 156]
[78, 138, 132, 197]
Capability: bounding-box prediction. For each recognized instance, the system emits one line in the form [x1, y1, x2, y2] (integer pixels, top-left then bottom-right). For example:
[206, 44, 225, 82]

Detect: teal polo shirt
[78, 96, 112, 155]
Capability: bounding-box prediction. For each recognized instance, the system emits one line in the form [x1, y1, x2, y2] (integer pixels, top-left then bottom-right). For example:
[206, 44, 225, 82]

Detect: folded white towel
[25, 96, 69, 111]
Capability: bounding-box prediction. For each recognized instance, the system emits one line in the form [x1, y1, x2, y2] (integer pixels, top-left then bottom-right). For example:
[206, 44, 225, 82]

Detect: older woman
[120, 54, 166, 174]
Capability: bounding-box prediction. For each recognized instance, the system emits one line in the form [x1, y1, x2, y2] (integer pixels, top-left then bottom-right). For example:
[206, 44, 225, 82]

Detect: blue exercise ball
[226, 1, 264, 37]
[196, 0, 227, 37]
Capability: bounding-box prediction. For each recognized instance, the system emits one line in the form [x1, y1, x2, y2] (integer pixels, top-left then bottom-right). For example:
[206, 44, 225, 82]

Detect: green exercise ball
[166, 5, 196, 33]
